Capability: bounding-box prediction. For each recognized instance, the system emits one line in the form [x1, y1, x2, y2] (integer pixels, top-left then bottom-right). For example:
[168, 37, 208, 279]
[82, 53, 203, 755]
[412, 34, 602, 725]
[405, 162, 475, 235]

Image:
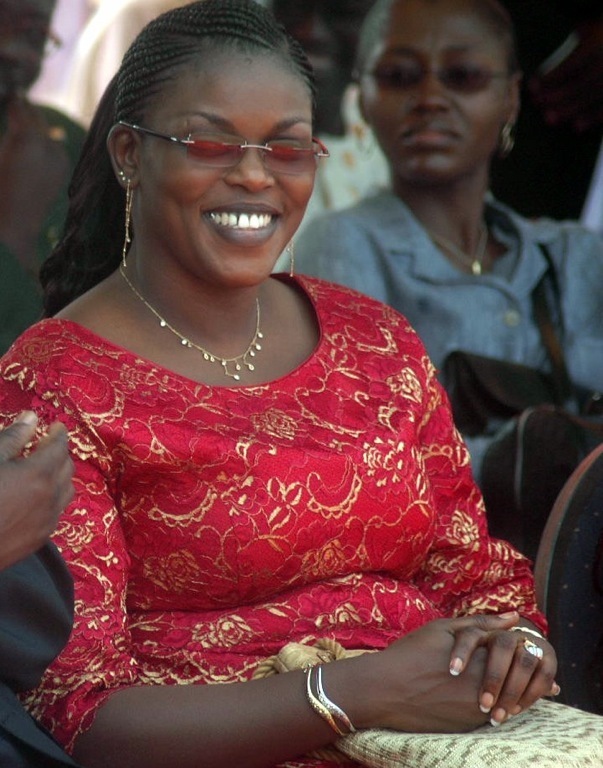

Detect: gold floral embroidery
[0, 277, 543, 754]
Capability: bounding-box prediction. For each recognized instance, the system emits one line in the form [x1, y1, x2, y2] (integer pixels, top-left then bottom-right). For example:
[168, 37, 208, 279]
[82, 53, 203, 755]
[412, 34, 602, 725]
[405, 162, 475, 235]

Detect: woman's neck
[395, 177, 489, 254]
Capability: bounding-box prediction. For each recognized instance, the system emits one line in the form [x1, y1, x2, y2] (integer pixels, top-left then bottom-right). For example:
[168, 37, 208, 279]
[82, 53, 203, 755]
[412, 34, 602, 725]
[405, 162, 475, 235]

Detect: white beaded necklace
[428, 223, 489, 275]
[119, 264, 263, 382]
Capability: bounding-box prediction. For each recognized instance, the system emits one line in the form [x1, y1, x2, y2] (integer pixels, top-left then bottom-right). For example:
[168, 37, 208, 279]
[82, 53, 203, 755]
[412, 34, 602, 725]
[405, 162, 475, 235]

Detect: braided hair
[42, 0, 316, 316]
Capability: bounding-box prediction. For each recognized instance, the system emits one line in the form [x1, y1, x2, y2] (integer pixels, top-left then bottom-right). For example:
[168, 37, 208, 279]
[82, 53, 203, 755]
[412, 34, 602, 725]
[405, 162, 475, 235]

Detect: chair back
[534, 442, 603, 713]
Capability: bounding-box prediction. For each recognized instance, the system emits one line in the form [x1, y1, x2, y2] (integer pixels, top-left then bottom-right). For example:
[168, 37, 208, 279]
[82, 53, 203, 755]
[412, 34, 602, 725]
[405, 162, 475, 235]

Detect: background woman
[0, 0, 86, 354]
[0, 2, 556, 766]
[295, 0, 603, 556]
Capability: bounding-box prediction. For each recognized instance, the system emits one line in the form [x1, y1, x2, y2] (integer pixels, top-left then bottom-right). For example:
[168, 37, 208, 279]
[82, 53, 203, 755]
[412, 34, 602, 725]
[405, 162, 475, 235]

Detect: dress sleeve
[0, 345, 137, 753]
[410, 357, 547, 633]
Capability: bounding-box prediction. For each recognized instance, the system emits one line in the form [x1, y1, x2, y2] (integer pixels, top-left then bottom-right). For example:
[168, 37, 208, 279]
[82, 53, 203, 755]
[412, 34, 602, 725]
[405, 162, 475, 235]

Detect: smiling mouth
[208, 212, 274, 230]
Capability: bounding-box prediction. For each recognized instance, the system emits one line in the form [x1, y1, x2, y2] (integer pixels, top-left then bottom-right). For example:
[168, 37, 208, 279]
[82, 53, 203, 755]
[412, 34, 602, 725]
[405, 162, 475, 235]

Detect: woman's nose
[413, 69, 451, 105]
[223, 146, 276, 189]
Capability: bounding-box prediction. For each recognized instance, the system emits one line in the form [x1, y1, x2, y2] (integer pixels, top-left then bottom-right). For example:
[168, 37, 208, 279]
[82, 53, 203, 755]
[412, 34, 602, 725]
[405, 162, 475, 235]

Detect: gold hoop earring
[122, 178, 133, 267]
[499, 120, 515, 158]
[287, 239, 295, 277]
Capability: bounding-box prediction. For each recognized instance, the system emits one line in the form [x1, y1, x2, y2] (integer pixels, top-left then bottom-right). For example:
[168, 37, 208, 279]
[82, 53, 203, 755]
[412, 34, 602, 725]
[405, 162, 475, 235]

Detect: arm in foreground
[73, 614, 519, 768]
[0, 412, 74, 571]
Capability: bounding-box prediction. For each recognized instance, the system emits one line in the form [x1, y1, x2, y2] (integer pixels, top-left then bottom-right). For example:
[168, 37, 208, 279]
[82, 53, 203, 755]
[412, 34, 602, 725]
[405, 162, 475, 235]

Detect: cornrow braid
[116, 0, 315, 123]
[42, 0, 316, 316]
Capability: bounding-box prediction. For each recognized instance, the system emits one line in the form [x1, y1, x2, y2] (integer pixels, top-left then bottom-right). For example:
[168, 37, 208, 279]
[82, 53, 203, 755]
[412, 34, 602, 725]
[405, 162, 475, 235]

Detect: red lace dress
[0, 276, 543, 765]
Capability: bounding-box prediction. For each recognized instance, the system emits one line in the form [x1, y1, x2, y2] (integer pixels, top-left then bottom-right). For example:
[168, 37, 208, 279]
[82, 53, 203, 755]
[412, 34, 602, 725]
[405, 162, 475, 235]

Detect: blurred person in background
[270, 0, 390, 244]
[28, 0, 94, 112]
[62, 0, 191, 127]
[277, 0, 602, 237]
[0, 0, 85, 354]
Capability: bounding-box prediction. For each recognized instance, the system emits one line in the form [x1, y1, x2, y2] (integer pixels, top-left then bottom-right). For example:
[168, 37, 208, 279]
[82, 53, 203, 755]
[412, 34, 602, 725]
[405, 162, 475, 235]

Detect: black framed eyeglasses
[366, 63, 510, 94]
[118, 121, 329, 175]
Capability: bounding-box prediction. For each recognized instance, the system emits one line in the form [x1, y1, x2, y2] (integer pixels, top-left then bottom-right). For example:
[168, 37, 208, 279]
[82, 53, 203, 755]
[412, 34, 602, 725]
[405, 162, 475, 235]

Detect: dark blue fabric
[0, 544, 79, 766]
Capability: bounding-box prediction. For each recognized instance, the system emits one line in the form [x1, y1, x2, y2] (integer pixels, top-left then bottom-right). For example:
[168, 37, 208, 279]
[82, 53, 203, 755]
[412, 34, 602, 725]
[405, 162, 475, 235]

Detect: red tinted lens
[266, 144, 316, 173]
[186, 139, 242, 165]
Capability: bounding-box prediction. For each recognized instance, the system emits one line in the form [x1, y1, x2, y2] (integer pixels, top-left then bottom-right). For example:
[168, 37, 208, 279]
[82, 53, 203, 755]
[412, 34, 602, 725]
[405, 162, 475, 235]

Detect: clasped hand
[356, 612, 557, 733]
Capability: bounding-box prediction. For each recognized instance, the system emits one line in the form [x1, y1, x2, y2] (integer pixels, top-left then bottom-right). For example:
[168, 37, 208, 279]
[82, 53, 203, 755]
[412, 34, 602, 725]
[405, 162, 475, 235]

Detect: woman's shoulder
[295, 275, 435, 386]
[492, 197, 603, 252]
[300, 191, 410, 237]
[34, 104, 87, 158]
[296, 275, 423, 347]
[0, 318, 119, 374]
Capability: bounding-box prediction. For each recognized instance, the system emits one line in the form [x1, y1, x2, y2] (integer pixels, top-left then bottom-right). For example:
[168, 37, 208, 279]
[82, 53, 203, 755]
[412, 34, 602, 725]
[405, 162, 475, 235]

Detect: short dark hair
[42, 0, 316, 316]
[354, 0, 519, 78]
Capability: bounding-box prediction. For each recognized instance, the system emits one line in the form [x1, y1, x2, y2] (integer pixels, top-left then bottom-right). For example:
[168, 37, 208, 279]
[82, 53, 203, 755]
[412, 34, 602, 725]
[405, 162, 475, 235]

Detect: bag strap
[532, 245, 572, 403]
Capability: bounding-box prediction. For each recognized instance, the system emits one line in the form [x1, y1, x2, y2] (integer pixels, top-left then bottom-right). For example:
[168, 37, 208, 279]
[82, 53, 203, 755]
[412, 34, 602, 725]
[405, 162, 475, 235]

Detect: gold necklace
[119, 264, 263, 382]
[428, 223, 488, 275]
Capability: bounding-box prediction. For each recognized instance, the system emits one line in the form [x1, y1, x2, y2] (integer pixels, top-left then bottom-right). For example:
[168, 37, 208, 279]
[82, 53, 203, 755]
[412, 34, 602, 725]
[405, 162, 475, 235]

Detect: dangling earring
[499, 120, 515, 158]
[121, 174, 133, 267]
[286, 240, 295, 277]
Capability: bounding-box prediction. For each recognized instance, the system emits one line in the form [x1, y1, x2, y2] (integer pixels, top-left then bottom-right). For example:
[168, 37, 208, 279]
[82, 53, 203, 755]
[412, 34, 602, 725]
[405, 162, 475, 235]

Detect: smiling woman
[0, 2, 564, 767]
[0, 0, 86, 353]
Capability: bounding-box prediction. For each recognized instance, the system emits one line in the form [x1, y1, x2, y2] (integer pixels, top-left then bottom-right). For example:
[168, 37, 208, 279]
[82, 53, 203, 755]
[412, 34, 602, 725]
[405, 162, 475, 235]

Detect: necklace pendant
[471, 261, 482, 276]
[119, 263, 263, 382]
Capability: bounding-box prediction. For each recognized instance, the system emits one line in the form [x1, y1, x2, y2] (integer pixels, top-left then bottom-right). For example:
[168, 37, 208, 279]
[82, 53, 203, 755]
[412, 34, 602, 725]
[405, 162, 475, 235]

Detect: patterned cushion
[337, 699, 603, 768]
[256, 639, 603, 767]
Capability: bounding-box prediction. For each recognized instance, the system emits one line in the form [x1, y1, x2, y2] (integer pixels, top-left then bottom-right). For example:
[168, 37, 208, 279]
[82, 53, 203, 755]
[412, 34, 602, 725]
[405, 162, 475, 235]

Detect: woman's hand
[0, 412, 74, 571]
[341, 614, 520, 733]
[337, 613, 556, 735]
[447, 611, 558, 725]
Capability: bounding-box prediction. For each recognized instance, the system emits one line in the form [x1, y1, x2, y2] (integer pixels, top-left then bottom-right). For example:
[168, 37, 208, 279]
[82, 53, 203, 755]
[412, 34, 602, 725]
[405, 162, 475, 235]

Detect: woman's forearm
[73, 669, 341, 768]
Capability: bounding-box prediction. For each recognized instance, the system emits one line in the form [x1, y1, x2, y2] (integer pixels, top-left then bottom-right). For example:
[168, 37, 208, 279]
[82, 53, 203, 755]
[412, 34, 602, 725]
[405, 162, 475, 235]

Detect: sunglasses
[119, 122, 329, 175]
[367, 63, 510, 94]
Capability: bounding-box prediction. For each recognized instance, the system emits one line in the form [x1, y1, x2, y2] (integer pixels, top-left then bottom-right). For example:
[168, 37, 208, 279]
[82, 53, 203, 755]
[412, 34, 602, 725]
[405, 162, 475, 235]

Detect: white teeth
[210, 212, 273, 230]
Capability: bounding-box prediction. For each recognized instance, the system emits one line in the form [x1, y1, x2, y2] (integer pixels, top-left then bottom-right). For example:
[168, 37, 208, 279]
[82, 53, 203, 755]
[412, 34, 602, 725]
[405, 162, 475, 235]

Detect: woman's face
[116, 51, 316, 289]
[272, 0, 376, 135]
[359, 0, 520, 192]
[0, 0, 55, 100]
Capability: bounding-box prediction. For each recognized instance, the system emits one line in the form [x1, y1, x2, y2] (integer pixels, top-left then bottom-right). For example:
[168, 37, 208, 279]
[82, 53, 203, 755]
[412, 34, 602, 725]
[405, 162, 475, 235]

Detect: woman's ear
[106, 123, 140, 188]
